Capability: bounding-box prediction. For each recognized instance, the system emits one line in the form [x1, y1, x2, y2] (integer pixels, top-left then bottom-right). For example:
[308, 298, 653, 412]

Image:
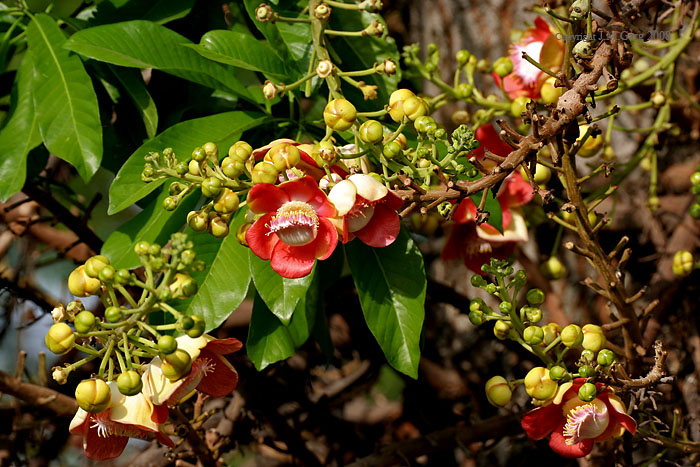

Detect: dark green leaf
[108, 111, 267, 214]
[345, 228, 426, 378]
[101, 188, 198, 269]
[64, 20, 252, 100]
[111, 66, 158, 139]
[0, 54, 42, 201]
[248, 250, 315, 326]
[82, 0, 196, 25]
[27, 14, 103, 181]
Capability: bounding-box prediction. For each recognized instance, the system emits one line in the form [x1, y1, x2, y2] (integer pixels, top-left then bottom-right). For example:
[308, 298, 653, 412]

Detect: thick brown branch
[0, 369, 78, 417]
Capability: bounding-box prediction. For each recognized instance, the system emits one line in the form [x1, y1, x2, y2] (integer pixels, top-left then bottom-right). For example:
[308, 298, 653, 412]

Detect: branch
[614, 341, 667, 389]
[0, 369, 78, 417]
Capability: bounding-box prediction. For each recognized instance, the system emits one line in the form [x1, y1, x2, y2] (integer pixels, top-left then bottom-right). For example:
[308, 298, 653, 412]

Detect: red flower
[143, 335, 243, 417]
[493, 17, 565, 99]
[69, 382, 174, 461]
[327, 174, 403, 247]
[521, 379, 637, 458]
[245, 176, 338, 278]
[441, 171, 532, 273]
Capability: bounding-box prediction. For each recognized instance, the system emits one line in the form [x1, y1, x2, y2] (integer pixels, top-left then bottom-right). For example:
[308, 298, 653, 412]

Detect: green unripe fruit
[75, 379, 111, 413]
[524, 367, 558, 401]
[582, 324, 606, 352]
[45, 323, 76, 355]
[265, 143, 301, 171]
[191, 147, 207, 162]
[672, 250, 694, 277]
[85, 255, 110, 278]
[74, 311, 96, 334]
[540, 256, 566, 280]
[523, 325, 544, 345]
[549, 365, 567, 381]
[163, 196, 178, 211]
[493, 57, 514, 77]
[493, 320, 512, 340]
[186, 316, 206, 338]
[115, 269, 131, 285]
[134, 241, 150, 256]
[526, 288, 545, 306]
[402, 96, 429, 121]
[209, 216, 230, 238]
[161, 349, 192, 381]
[485, 376, 512, 407]
[383, 141, 402, 159]
[201, 177, 223, 198]
[213, 189, 240, 214]
[597, 349, 615, 366]
[228, 141, 253, 162]
[68, 266, 101, 297]
[187, 211, 209, 232]
[251, 161, 279, 184]
[581, 349, 595, 361]
[203, 142, 218, 160]
[578, 382, 597, 402]
[175, 162, 189, 175]
[561, 324, 584, 348]
[117, 370, 143, 396]
[468, 309, 485, 326]
[98, 265, 115, 283]
[104, 306, 123, 323]
[158, 335, 178, 355]
[524, 306, 543, 324]
[498, 301, 512, 314]
[323, 98, 357, 131]
[455, 83, 473, 99]
[359, 120, 384, 144]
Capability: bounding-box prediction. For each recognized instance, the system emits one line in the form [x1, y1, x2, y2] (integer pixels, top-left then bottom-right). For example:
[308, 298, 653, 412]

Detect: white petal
[328, 180, 357, 216]
[110, 390, 158, 431]
[477, 210, 529, 243]
[349, 174, 387, 202]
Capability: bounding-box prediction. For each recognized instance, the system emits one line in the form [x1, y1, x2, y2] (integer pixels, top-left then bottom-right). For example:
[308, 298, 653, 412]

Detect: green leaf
[111, 66, 158, 139]
[27, 14, 103, 181]
[64, 20, 252, 100]
[189, 30, 289, 80]
[82, 0, 196, 25]
[108, 111, 267, 214]
[248, 251, 315, 326]
[345, 228, 426, 378]
[0, 54, 42, 201]
[101, 188, 198, 270]
[471, 190, 503, 233]
[178, 211, 251, 332]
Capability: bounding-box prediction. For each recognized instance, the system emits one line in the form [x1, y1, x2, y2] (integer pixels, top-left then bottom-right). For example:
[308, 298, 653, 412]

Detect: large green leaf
[111, 66, 158, 139]
[27, 14, 103, 181]
[176, 211, 251, 332]
[81, 0, 196, 25]
[108, 111, 267, 214]
[0, 54, 42, 201]
[189, 30, 289, 80]
[101, 188, 198, 269]
[345, 228, 426, 378]
[64, 20, 252, 100]
[249, 251, 315, 326]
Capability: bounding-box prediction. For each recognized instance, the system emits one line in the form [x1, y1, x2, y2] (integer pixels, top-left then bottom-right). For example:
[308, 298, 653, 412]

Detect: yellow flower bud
[672, 250, 694, 277]
[45, 323, 75, 355]
[68, 265, 101, 297]
[388, 88, 416, 122]
[540, 76, 563, 105]
[561, 324, 583, 348]
[323, 98, 357, 132]
[524, 367, 558, 401]
[75, 378, 111, 413]
[542, 322, 561, 345]
[485, 376, 512, 407]
[582, 324, 606, 352]
[265, 143, 301, 171]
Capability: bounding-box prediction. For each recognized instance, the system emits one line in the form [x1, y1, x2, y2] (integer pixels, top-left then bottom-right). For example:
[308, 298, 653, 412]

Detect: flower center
[346, 201, 375, 233]
[562, 399, 609, 445]
[465, 240, 492, 257]
[90, 412, 146, 439]
[268, 201, 319, 246]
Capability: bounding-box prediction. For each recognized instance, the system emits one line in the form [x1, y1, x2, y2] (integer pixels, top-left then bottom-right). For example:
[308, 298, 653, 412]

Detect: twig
[0, 369, 78, 417]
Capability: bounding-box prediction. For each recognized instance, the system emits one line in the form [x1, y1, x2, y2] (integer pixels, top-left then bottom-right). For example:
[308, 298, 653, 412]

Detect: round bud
[691, 172, 700, 186]
[475, 58, 491, 73]
[532, 164, 551, 185]
[402, 96, 428, 121]
[524, 306, 543, 324]
[540, 256, 566, 280]
[650, 90, 666, 108]
[540, 76, 563, 105]
[382, 141, 402, 159]
[262, 80, 277, 100]
[74, 310, 96, 334]
[485, 283, 497, 295]
[148, 244, 161, 256]
[388, 88, 417, 122]
[236, 222, 252, 246]
[221, 157, 245, 179]
[470, 274, 486, 287]
[209, 216, 230, 238]
[672, 250, 694, 277]
[265, 143, 301, 171]
[434, 128, 446, 139]
[84, 255, 110, 278]
[498, 301, 512, 314]
[523, 326, 544, 345]
[186, 316, 206, 338]
[485, 376, 512, 407]
[597, 349, 615, 366]
[468, 309, 485, 326]
[68, 266, 101, 297]
[163, 196, 179, 211]
[98, 265, 115, 283]
[75, 379, 111, 413]
[161, 349, 192, 382]
[690, 204, 700, 219]
[151, 257, 165, 271]
[493, 320, 512, 340]
[228, 141, 253, 163]
[158, 335, 178, 355]
[493, 57, 513, 78]
[582, 324, 606, 352]
[469, 298, 484, 312]
[181, 276, 198, 297]
[203, 142, 218, 160]
[601, 146, 616, 162]
[455, 83, 473, 99]
[142, 164, 154, 179]
[323, 98, 357, 131]
[175, 162, 189, 175]
[578, 382, 597, 402]
[115, 269, 131, 285]
[191, 147, 207, 163]
[188, 159, 201, 176]
[134, 241, 150, 256]
[213, 188, 240, 214]
[117, 370, 143, 396]
[510, 96, 529, 118]
[45, 323, 76, 355]
[251, 161, 279, 184]
[104, 306, 123, 323]
[526, 288, 545, 306]
[561, 324, 584, 348]
[578, 365, 593, 378]
[524, 367, 558, 401]
[187, 211, 209, 232]
[456, 49, 471, 66]
[413, 116, 434, 134]
[581, 349, 595, 362]
[158, 288, 172, 302]
[542, 323, 561, 345]
[201, 177, 223, 198]
[549, 365, 567, 381]
[180, 316, 195, 330]
[359, 120, 384, 144]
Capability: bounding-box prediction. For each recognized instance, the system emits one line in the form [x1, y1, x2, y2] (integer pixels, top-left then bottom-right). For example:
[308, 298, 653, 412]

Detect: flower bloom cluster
[70, 335, 242, 461]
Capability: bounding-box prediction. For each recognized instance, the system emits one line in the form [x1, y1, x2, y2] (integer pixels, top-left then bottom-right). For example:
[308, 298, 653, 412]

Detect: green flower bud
[181, 276, 198, 297]
[68, 266, 101, 297]
[523, 325, 544, 345]
[540, 256, 566, 280]
[672, 250, 694, 277]
[84, 255, 110, 278]
[456, 49, 471, 66]
[236, 222, 252, 246]
[117, 370, 143, 396]
[690, 203, 700, 219]
[561, 324, 583, 348]
[104, 306, 123, 323]
[158, 288, 172, 302]
[485, 376, 512, 407]
[191, 147, 207, 162]
[201, 177, 223, 198]
[691, 172, 700, 186]
[203, 142, 218, 160]
[455, 83, 473, 99]
[151, 257, 165, 271]
[582, 324, 606, 352]
[601, 146, 616, 162]
[209, 216, 230, 238]
[549, 365, 567, 381]
[114, 269, 131, 285]
[213, 188, 240, 214]
[597, 349, 615, 366]
[74, 310, 96, 334]
[359, 120, 384, 144]
[134, 241, 150, 256]
[493, 57, 513, 78]
[382, 141, 402, 159]
[98, 265, 115, 283]
[251, 161, 279, 184]
[175, 162, 189, 175]
[323, 98, 357, 131]
[485, 283, 497, 295]
[578, 365, 593, 378]
[510, 96, 529, 118]
[650, 90, 666, 108]
[475, 58, 490, 73]
[180, 316, 195, 330]
[188, 159, 201, 176]
[186, 316, 206, 338]
[470, 274, 486, 287]
[45, 323, 76, 355]
[75, 379, 111, 413]
[163, 196, 179, 211]
[265, 143, 301, 171]
[581, 349, 595, 361]
[161, 349, 192, 382]
[468, 309, 485, 326]
[498, 301, 512, 314]
[221, 157, 245, 179]
[148, 244, 161, 256]
[524, 367, 558, 401]
[578, 382, 597, 402]
[526, 288, 545, 306]
[187, 211, 209, 232]
[524, 306, 543, 324]
[513, 270, 527, 287]
[493, 320, 512, 340]
[469, 298, 485, 312]
[158, 335, 178, 355]
[542, 323, 561, 345]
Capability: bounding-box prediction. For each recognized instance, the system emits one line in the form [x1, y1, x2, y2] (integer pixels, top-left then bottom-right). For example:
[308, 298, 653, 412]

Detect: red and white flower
[69, 382, 174, 461]
[327, 174, 403, 247]
[245, 176, 338, 278]
[521, 379, 637, 458]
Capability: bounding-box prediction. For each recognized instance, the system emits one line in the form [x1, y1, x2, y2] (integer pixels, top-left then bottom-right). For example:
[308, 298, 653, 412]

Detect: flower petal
[521, 402, 562, 441]
[476, 210, 529, 243]
[549, 421, 594, 458]
[246, 213, 279, 261]
[252, 138, 297, 160]
[247, 183, 289, 214]
[474, 124, 514, 159]
[354, 204, 400, 247]
[196, 349, 239, 398]
[348, 174, 388, 202]
[281, 176, 336, 217]
[498, 172, 533, 209]
[440, 223, 473, 261]
[452, 199, 476, 225]
[69, 408, 89, 434]
[270, 241, 317, 278]
[83, 428, 129, 461]
[315, 218, 338, 260]
[203, 337, 243, 356]
[327, 179, 357, 216]
[109, 385, 159, 432]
